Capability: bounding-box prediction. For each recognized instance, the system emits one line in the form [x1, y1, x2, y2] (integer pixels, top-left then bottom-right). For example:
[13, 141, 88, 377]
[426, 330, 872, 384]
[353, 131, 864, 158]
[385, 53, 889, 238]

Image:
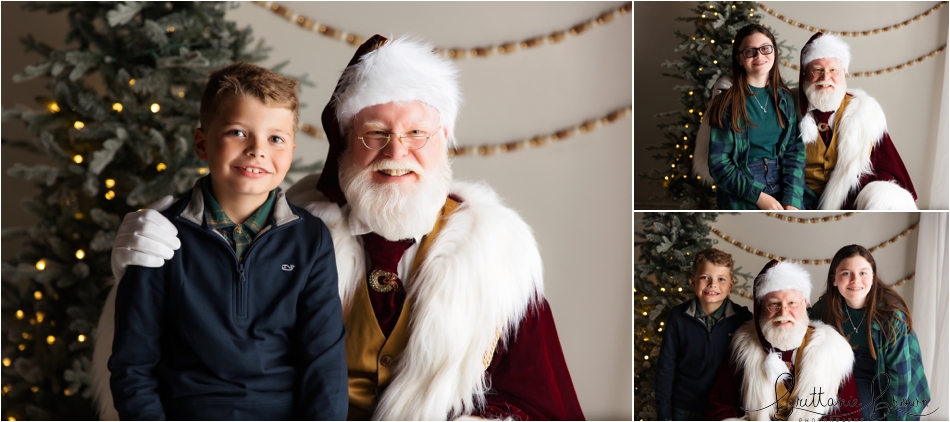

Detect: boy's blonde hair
[199, 62, 300, 131]
[691, 248, 734, 279]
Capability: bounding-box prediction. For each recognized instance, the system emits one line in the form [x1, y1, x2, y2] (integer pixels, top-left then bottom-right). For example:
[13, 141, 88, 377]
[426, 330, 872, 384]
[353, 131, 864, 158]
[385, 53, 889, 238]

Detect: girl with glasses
[704, 24, 806, 210]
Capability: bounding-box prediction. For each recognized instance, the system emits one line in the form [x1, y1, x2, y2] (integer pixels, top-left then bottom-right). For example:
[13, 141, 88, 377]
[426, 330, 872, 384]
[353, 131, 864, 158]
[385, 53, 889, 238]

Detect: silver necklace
[846, 309, 860, 334]
[751, 88, 768, 114]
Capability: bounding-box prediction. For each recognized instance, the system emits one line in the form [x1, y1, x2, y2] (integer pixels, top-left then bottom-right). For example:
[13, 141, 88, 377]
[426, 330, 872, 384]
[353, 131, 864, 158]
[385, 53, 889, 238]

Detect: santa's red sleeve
[821, 376, 862, 421]
[706, 349, 744, 420]
[846, 131, 917, 208]
[471, 299, 585, 420]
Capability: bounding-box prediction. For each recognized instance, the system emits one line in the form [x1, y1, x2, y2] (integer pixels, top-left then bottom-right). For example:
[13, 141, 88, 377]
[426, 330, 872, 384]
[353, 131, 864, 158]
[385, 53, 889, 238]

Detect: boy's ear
[194, 128, 208, 161]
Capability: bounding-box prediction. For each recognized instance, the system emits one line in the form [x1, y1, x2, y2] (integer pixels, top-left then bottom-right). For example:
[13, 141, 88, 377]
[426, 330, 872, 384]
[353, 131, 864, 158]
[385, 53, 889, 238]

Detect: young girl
[810, 245, 931, 420]
[706, 24, 805, 210]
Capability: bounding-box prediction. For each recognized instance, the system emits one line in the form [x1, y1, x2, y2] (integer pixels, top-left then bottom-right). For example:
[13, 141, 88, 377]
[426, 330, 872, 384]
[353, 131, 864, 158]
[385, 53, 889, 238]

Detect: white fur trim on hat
[802, 34, 851, 73]
[755, 261, 812, 303]
[334, 36, 462, 147]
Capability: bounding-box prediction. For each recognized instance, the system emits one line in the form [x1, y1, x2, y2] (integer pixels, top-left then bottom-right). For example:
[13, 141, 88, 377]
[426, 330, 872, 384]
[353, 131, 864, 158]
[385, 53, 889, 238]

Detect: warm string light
[15, 310, 24, 319]
[156, 162, 168, 171]
[73, 121, 85, 130]
[2, 358, 10, 367]
[48, 102, 60, 113]
[709, 222, 919, 263]
[73, 155, 83, 164]
[33, 291, 43, 300]
[35, 312, 45, 323]
[78, 334, 87, 342]
[75, 249, 85, 260]
[104, 179, 116, 188]
[35, 259, 47, 270]
[105, 190, 116, 200]
[760, 2, 946, 36]
[150, 103, 161, 113]
[763, 212, 855, 223]
[46, 336, 56, 345]
[254, 1, 631, 58]
[112, 102, 123, 112]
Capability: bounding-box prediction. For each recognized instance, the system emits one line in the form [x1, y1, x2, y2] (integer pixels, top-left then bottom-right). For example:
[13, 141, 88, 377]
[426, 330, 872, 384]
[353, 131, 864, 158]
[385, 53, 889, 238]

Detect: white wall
[635, 1, 950, 210]
[1, 2, 632, 419]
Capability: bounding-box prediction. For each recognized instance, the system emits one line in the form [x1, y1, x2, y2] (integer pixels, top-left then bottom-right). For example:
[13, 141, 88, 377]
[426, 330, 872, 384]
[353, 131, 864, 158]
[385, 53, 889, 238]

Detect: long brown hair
[707, 24, 792, 132]
[818, 244, 914, 360]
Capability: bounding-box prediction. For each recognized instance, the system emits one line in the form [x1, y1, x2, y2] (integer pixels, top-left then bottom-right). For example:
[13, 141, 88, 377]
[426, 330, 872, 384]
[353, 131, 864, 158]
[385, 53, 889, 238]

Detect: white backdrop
[634, 1, 950, 210]
[1, 2, 632, 419]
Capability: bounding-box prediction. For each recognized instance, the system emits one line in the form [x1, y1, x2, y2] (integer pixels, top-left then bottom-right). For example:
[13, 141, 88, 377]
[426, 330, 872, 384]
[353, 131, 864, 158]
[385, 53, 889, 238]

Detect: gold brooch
[817, 122, 830, 132]
[368, 269, 399, 293]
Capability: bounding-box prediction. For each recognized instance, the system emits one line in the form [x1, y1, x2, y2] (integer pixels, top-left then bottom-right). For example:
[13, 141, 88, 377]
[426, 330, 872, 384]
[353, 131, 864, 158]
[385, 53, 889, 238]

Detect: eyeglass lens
[741, 45, 774, 58]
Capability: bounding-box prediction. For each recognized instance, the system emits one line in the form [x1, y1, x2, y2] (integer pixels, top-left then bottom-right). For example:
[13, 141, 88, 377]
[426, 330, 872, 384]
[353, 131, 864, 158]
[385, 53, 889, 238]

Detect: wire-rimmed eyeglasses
[356, 126, 442, 151]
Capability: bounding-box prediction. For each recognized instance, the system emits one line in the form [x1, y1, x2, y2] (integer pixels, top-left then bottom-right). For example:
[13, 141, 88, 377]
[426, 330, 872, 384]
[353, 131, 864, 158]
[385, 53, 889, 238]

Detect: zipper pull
[239, 262, 246, 282]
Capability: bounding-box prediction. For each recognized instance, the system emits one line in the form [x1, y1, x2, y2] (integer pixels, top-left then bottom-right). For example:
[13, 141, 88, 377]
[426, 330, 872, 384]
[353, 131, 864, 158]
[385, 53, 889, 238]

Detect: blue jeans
[748, 157, 781, 196]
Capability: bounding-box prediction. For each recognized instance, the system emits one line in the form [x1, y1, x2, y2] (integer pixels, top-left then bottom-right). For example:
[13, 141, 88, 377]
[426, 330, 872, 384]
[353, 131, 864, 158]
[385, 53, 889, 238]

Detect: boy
[109, 63, 347, 420]
[654, 248, 752, 420]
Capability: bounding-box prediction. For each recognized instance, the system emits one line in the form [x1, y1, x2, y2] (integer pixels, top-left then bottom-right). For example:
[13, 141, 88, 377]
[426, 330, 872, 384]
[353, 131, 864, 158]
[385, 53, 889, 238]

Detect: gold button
[234, 226, 243, 234]
[380, 355, 393, 367]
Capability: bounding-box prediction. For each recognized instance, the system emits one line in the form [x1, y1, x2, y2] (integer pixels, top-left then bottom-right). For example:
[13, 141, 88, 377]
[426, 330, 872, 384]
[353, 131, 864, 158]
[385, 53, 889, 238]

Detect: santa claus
[706, 260, 861, 421]
[798, 33, 917, 210]
[92, 35, 584, 420]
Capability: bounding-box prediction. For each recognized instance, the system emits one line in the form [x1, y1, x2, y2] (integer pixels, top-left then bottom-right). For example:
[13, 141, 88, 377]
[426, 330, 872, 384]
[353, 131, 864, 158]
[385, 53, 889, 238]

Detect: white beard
[759, 312, 810, 351]
[339, 148, 453, 241]
[804, 79, 848, 112]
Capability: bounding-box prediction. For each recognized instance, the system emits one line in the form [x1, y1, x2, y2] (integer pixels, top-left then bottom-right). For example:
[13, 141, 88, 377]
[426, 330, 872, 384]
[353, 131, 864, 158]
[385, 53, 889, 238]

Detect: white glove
[111, 195, 181, 283]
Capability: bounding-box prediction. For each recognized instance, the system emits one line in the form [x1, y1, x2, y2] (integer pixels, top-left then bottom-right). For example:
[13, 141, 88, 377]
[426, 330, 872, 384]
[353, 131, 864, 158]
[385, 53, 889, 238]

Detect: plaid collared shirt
[201, 178, 276, 262]
[694, 298, 726, 333]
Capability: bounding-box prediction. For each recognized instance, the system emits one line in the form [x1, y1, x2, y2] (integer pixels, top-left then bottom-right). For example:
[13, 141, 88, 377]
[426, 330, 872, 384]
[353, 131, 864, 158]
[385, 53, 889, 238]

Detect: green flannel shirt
[871, 310, 931, 420]
[810, 300, 931, 420]
[693, 298, 726, 333]
[201, 178, 276, 262]
[708, 88, 806, 210]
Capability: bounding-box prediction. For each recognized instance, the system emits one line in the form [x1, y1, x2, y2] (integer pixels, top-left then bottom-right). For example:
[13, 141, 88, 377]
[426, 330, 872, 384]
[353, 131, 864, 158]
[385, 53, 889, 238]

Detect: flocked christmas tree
[639, 2, 795, 209]
[633, 212, 752, 420]
[1, 2, 315, 419]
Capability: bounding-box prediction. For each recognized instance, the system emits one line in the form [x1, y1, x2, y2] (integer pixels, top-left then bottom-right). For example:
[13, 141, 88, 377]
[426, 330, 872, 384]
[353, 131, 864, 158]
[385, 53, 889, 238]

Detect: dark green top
[745, 85, 781, 161]
[843, 304, 871, 355]
[201, 177, 276, 262]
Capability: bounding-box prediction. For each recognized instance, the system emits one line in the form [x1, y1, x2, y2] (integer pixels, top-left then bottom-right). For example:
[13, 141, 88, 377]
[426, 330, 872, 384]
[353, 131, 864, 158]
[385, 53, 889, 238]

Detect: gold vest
[803, 95, 851, 195]
[774, 327, 817, 420]
[344, 197, 461, 420]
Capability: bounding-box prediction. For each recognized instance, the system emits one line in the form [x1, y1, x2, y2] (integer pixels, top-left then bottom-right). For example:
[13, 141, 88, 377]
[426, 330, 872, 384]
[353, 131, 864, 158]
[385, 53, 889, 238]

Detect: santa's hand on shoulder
[111, 195, 180, 283]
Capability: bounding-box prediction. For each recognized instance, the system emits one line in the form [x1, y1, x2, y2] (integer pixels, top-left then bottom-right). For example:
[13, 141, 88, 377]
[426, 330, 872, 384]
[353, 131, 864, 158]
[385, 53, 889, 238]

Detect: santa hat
[798, 33, 851, 115]
[316, 34, 462, 206]
[752, 260, 812, 353]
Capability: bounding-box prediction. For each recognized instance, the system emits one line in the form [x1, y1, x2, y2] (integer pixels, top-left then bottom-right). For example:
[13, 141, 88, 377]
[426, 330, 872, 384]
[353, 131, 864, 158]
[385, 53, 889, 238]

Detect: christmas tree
[639, 1, 795, 209]
[0, 3, 309, 419]
[633, 212, 752, 420]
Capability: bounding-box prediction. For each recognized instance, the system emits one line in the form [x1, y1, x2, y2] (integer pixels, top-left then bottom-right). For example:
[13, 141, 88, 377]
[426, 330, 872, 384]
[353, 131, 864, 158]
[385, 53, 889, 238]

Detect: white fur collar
[800, 89, 887, 209]
[730, 320, 855, 420]
[296, 175, 544, 420]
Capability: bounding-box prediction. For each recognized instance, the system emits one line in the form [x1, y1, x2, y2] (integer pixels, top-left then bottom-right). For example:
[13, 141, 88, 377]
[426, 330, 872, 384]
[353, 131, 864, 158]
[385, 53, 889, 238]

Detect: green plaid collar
[200, 177, 276, 260]
[694, 298, 727, 333]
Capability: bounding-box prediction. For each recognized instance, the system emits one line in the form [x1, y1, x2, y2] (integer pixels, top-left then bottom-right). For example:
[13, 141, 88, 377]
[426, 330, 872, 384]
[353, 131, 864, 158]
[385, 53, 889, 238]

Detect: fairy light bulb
[75, 249, 85, 260]
[46, 336, 55, 345]
[33, 291, 43, 300]
[15, 310, 24, 319]
[104, 179, 116, 188]
[78, 334, 87, 342]
[48, 102, 60, 113]
[112, 102, 123, 112]
[74, 121, 84, 130]
[73, 155, 83, 164]
[150, 103, 161, 113]
[105, 190, 116, 200]
[35, 259, 46, 270]
[156, 163, 167, 171]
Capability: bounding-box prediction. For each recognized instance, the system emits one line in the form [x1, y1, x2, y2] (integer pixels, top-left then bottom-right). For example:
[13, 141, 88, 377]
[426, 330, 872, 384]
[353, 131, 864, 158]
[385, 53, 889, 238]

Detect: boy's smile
[194, 95, 296, 222]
